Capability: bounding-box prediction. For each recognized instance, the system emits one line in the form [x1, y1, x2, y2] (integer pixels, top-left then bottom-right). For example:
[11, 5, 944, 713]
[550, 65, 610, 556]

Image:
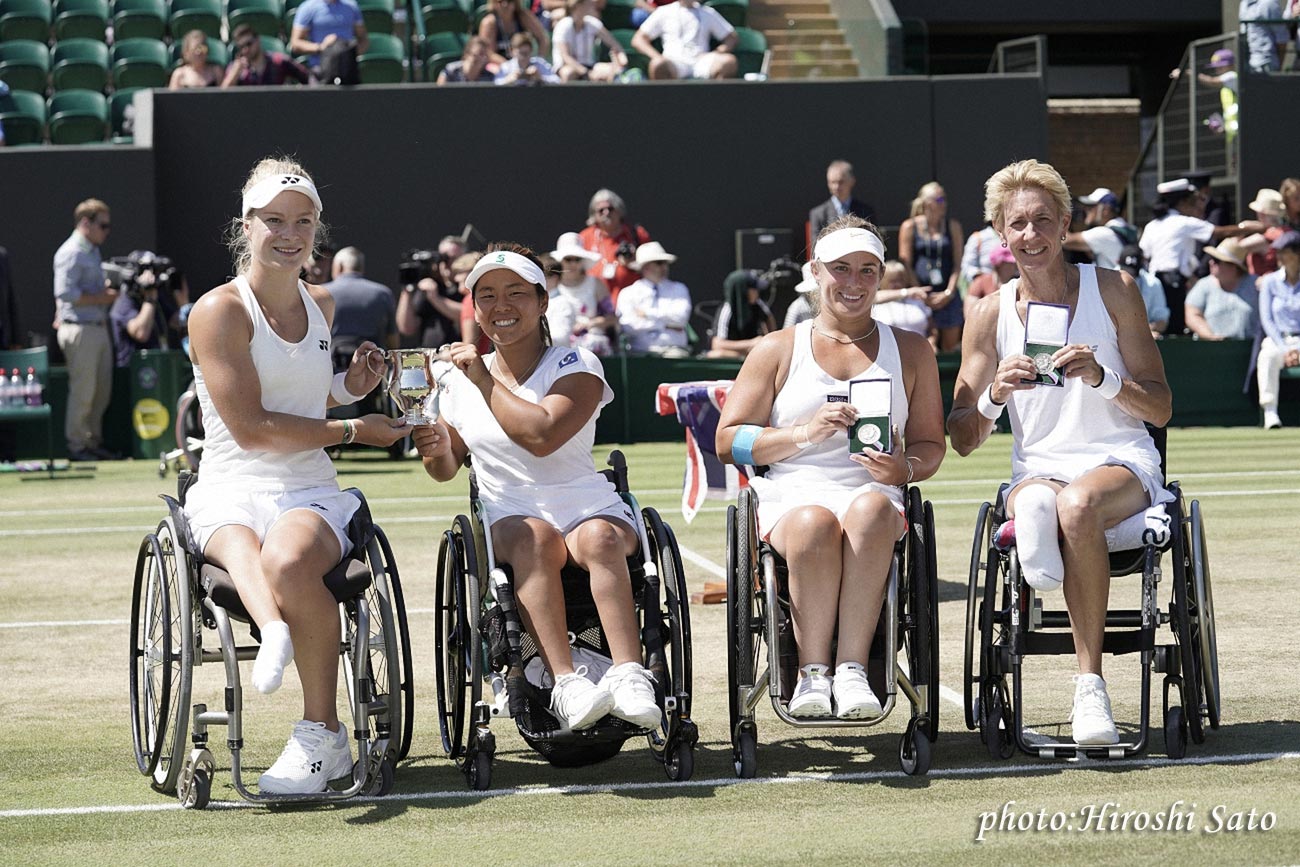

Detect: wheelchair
[433, 450, 697, 790]
[725, 483, 941, 778]
[128, 472, 415, 808]
[157, 380, 204, 478]
[963, 433, 1220, 760]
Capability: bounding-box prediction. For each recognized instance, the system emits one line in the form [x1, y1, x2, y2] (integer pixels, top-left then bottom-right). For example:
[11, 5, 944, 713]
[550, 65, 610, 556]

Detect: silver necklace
[813, 319, 879, 344]
[492, 347, 545, 391]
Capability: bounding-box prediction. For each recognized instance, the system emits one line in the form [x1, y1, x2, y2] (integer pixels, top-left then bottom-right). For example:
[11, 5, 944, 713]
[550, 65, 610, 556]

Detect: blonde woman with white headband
[412, 242, 661, 733]
[717, 215, 947, 720]
[182, 157, 410, 795]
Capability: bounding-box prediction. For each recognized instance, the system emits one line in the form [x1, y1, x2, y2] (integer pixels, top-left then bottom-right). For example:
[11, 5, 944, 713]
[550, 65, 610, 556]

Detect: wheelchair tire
[726, 490, 760, 776]
[1189, 500, 1221, 731]
[174, 388, 202, 473]
[435, 516, 482, 763]
[964, 502, 994, 731]
[980, 677, 1014, 761]
[665, 740, 694, 782]
[375, 526, 416, 761]
[642, 507, 694, 772]
[734, 725, 758, 779]
[899, 718, 931, 776]
[343, 530, 406, 772]
[902, 488, 940, 743]
[1164, 704, 1188, 760]
[1170, 499, 1207, 745]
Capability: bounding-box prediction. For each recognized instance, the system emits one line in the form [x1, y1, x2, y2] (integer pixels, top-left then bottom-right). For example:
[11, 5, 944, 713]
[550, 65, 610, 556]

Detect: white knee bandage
[1014, 486, 1064, 592]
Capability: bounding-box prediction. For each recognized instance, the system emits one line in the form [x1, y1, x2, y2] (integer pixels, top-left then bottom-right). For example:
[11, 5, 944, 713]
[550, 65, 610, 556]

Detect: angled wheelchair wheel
[964, 501, 993, 732]
[902, 488, 940, 744]
[343, 528, 407, 770]
[1189, 500, 1220, 731]
[1170, 498, 1207, 745]
[174, 388, 203, 473]
[642, 507, 697, 780]
[979, 676, 1015, 760]
[375, 526, 416, 760]
[726, 489, 761, 778]
[435, 515, 481, 764]
[129, 518, 194, 793]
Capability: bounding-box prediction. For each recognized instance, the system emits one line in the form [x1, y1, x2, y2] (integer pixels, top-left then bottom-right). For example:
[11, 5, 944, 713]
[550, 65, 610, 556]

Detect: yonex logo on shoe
[310, 760, 322, 773]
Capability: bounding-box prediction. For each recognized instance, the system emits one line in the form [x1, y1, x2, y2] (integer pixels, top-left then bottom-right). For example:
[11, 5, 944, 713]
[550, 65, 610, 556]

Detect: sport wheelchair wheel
[642, 507, 698, 781]
[1172, 497, 1221, 744]
[129, 516, 194, 793]
[902, 487, 939, 743]
[726, 488, 761, 779]
[435, 514, 483, 766]
[963, 501, 994, 731]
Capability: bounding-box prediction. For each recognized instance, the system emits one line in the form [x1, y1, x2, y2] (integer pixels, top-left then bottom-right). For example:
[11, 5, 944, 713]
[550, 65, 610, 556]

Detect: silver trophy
[380, 349, 446, 425]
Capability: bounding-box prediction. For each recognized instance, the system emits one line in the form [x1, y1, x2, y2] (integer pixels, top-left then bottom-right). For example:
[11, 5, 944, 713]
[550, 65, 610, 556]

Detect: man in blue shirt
[1239, 0, 1289, 72]
[290, 0, 369, 72]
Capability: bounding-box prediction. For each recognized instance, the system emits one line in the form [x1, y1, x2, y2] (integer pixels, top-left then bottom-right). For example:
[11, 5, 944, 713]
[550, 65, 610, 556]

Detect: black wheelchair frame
[128, 472, 415, 808]
[725, 483, 941, 778]
[433, 450, 698, 790]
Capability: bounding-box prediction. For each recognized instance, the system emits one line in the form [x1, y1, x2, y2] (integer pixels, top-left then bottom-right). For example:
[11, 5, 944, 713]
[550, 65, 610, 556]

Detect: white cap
[465, 249, 547, 293]
[795, 261, 817, 293]
[241, 173, 323, 218]
[813, 226, 886, 265]
[1157, 178, 1197, 196]
[550, 232, 600, 262]
[1078, 187, 1119, 207]
[632, 241, 677, 268]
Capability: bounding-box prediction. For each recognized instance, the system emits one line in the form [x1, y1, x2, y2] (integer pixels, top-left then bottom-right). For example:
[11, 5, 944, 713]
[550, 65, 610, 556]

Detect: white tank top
[995, 264, 1163, 486]
[761, 318, 909, 498]
[192, 275, 337, 490]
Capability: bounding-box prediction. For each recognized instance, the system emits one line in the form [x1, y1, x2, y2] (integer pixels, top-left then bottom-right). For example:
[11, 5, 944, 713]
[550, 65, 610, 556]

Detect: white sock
[1014, 486, 1064, 592]
[252, 620, 294, 694]
[1104, 505, 1171, 551]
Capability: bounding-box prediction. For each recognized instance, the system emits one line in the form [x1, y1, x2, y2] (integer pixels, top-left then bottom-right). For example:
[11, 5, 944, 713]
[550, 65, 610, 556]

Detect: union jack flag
[656, 381, 752, 523]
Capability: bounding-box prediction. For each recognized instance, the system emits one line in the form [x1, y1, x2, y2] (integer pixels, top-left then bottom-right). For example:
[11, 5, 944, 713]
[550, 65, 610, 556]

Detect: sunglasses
[95, 221, 111, 229]
[562, 256, 585, 263]
[596, 206, 615, 214]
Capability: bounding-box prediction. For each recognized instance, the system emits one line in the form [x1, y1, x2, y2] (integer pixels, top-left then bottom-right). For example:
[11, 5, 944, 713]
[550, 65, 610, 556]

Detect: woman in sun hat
[716, 214, 946, 721]
[546, 232, 617, 356]
[412, 242, 660, 734]
[182, 156, 410, 795]
[1185, 237, 1259, 340]
[1240, 188, 1288, 276]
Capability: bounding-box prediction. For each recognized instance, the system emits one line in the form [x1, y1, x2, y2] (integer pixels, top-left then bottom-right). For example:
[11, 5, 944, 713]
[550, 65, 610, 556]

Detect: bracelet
[904, 456, 920, 485]
[976, 384, 1006, 420]
[341, 418, 356, 445]
[793, 423, 813, 449]
[330, 371, 364, 405]
[1092, 365, 1122, 400]
[731, 424, 763, 465]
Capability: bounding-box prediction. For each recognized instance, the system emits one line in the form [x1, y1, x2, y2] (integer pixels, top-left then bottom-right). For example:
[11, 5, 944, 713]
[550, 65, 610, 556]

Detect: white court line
[3, 750, 1296, 818]
[678, 545, 727, 578]
[0, 618, 128, 629]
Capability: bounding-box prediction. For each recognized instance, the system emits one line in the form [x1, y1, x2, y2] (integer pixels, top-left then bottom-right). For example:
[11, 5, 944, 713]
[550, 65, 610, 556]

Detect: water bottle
[25, 367, 41, 406]
[0, 372, 10, 407]
[8, 369, 19, 406]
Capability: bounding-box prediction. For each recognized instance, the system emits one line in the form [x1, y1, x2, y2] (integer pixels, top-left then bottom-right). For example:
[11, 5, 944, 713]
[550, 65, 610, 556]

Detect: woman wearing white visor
[412, 243, 660, 732]
[716, 216, 947, 719]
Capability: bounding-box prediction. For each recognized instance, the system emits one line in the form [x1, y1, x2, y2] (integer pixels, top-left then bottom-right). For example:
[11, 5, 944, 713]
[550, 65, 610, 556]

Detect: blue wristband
[731, 424, 763, 466]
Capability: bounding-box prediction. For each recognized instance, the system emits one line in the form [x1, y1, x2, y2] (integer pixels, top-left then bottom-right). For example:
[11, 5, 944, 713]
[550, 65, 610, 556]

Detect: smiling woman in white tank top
[717, 215, 947, 721]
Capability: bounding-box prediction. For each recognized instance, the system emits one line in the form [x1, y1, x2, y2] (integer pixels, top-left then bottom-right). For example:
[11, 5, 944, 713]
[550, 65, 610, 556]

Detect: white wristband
[976, 385, 1006, 420]
[1093, 365, 1122, 400]
[331, 371, 364, 405]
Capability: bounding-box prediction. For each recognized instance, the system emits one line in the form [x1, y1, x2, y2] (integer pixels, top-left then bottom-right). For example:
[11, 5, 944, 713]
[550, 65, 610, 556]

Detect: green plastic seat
[601, 28, 649, 75]
[226, 0, 283, 38]
[601, 0, 636, 31]
[731, 26, 766, 76]
[358, 0, 394, 35]
[0, 0, 52, 42]
[282, 0, 303, 36]
[705, 0, 747, 27]
[46, 87, 108, 144]
[170, 36, 228, 68]
[422, 29, 464, 79]
[110, 37, 168, 89]
[51, 38, 109, 92]
[168, 0, 222, 39]
[0, 87, 45, 144]
[109, 85, 138, 142]
[0, 39, 49, 94]
[110, 0, 167, 40]
[358, 31, 403, 83]
[53, 0, 109, 41]
[421, 0, 469, 36]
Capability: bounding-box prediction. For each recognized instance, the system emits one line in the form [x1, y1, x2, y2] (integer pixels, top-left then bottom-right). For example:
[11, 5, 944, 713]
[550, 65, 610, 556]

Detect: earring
[1061, 235, 1067, 242]
[1000, 240, 1008, 248]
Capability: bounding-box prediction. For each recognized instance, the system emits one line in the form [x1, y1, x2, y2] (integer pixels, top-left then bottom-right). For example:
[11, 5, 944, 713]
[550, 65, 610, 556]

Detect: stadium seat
[168, 0, 222, 40]
[601, 0, 636, 30]
[358, 0, 395, 35]
[225, 0, 283, 38]
[47, 88, 108, 144]
[0, 0, 52, 43]
[50, 38, 109, 92]
[110, 0, 167, 41]
[731, 26, 767, 77]
[169, 35, 228, 68]
[421, 0, 470, 36]
[0, 38, 49, 94]
[705, 0, 747, 27]
[0, 86, 44, 144]
[109, 85, 138, 142]
[422, 30, 464, 79]
[282, 0, 303, 36]
[253, 33, 287, 56]
[110, 37, 168, 89]
[358, 31, 404, 83]
[53, 0, 109, 41]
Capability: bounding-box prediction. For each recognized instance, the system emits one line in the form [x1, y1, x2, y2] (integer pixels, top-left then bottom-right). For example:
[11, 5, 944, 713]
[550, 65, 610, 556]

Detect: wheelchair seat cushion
[200, 557, 372, 622]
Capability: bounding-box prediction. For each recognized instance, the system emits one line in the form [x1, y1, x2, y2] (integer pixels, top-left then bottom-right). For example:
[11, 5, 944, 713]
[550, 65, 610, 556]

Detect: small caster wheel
[467, 751, 492, 791]
[899, 721, 932, 776]
[365, 757, 396, 796]
[665, 741, 694, 781]
[733, 724, 758, 779]
[180, 768, 211, 810]
[1164, 705, 1188, 759]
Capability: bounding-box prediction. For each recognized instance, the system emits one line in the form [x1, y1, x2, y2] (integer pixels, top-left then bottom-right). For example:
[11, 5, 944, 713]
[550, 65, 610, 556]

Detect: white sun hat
[550, 232, 601, 262]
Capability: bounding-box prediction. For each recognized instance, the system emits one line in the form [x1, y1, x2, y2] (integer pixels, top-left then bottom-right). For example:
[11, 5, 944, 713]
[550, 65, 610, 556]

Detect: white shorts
[183, 482, 360, 558]
[483, 482, 638, 536]
[1011, 455, 1172, 511]
[668, 53, 720, 80]
[748, 476, 905, 542]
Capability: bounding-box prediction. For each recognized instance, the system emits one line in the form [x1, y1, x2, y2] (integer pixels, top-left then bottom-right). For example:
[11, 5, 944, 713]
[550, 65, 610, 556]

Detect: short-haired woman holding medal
[716, 215, 946, 720]
[948, 159, 1173, 745]
[183, 157, 410, 794]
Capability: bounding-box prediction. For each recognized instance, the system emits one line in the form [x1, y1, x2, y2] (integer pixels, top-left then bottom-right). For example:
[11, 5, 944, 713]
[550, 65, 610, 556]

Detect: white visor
[813, 227, 886, 266]
[241, 174, 323, 218]
[466, 250, 547, 293]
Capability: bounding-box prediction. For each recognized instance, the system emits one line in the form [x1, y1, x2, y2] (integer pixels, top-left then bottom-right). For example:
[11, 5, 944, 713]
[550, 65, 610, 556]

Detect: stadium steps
[751, 0, 858, 79]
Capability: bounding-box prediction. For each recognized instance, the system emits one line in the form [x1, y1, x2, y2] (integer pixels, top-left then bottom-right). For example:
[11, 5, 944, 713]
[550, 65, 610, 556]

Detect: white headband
[814, 227, 886, 266]
[241, 174, 323, 218]
[466, 250, 547, 293]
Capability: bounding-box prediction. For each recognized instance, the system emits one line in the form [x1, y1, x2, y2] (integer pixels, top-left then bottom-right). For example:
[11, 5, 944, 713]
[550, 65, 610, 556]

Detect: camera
[615, 241, 636, 261]
[106, 250, 180, 305]
[398, 248, 443, 286]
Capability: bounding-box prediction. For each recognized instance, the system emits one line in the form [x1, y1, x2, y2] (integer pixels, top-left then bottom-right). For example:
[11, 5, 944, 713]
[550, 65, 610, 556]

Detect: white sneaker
[258, 720, 353, 795]
[832, 662, 883, 719]
[786, 664, 833, 718]
[598, 662, 661, 729]
[1264, 410, 1283, 430]
[1070, 674, 1120, 745]
[550, 665, 614, 730]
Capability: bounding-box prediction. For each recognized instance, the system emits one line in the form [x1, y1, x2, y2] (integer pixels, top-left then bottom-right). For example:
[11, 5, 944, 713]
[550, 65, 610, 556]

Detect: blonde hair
[810, 215, 884, 315]
[983, 159, 1072, 230]
[225, 156, 328, 276]
[909, 181, 944, 218]
[881, 259, 915, 291]
[181, 30, 209, 61]
[74, 198, 109, 224]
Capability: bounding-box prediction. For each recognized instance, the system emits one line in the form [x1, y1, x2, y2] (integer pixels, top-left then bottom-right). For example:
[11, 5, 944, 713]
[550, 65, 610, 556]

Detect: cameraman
[109, 252, 188, 368]
[396, 236, 464, 348]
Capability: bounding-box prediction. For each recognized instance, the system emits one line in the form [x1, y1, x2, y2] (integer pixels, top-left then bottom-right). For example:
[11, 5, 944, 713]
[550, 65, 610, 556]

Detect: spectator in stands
[630, 0, 671, 28]
[169, 30, 223, 89]
[109, 254, 189, 367]
[898, 181, 965, 352]
[1185, 238, 1259, 340]
[1281, 177, 1300, 229]
[808, 160, 874, 245]
[1117, 245, 1171, 338]
[454, 252, 492, 353]
[1240, 187, 1287, 276]
[578, 188, 652, 301]
[1256, 230, 1300, 428]
[964, 244, 1018, 320]
[438, 35, 495, 84]
[1139, 178, 1262, 333]
[1239, 0, 1288, 72]
[707, 270, 776, 359]
[872, 259, 931, 341]
[1063, 187, 1137, 270]
[54, 199, 119, 462]
[398, 246, 462, 349]
[290, 0, 369, 77]
[960, 223, 1000, 284]
[553, 0, 628, 82]
[223, 23, 311, 87]
[479, 0, 551, 67]
[546, 233, 617, 355]
[633, 0, 737, 80]
[616, 242, 692, 356]
[326, 246, 398, 352]
[495, 33, 561, 84]
[783, 262, 817, 329]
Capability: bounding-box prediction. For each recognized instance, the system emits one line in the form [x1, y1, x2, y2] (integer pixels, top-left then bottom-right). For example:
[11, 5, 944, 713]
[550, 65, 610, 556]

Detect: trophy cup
[381, 349, 445, 425]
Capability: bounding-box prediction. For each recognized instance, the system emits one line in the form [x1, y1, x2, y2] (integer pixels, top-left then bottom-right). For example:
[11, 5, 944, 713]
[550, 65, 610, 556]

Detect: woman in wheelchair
[182, 157, 409, 794]
[412, 243, 661, 732]
[716, 216, 946, 720]
[948, 159, 1173, 746]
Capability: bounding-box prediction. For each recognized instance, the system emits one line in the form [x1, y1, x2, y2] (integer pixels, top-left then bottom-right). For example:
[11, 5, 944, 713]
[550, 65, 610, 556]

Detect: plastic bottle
[0, 372, 10, 407]
[25, 367, 41, 406]
[8, 369, 19, 406]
